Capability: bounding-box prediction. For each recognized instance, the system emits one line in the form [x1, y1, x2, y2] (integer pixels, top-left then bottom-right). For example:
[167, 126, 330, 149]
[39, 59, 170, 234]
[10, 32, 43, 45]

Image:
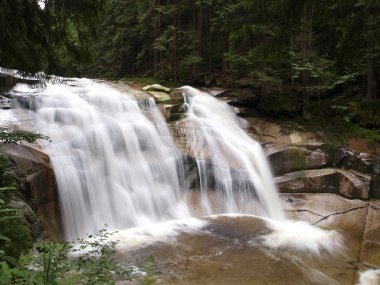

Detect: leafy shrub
[1, 228, 132, 285]
[0, 155, 32, 263]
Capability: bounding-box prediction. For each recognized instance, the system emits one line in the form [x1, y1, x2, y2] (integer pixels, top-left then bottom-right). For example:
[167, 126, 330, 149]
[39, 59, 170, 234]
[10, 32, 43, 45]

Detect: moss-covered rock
[268, 146, 328, 176]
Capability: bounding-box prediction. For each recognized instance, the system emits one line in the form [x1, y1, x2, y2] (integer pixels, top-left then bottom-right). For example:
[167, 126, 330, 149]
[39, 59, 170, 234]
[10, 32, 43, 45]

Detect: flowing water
[12, 79, 189, 240]
[180, 86, 284, 220]
[6, 77, 359, 284]
[10, 79, 285, 239]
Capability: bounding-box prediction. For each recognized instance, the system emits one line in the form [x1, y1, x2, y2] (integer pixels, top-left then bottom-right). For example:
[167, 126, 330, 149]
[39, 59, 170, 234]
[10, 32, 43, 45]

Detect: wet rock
[145, 91, 171, 103]
[352, 152, 374, 173]
[31, 222, 43, 240]
[0, 144, 62, 240]
[142, 84, 172, 103]
[276, 168, 370, 199]
[0, 96, 11, 109]
[10, 195, 38, 225]
[0, 73, 16, 92]
[116, 214, 352, 285]
[142, 84, 171, 93]
[330, 147, 375, 174]
[10, 195, 44, 240]
[360, 200, 380, 267]
[330, 147, 355, 167]
[268, 146, 328, 176]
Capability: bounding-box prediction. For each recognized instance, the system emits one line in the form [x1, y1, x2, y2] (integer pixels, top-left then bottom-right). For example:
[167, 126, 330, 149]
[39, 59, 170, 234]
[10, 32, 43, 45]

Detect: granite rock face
[1, 144, 62, 241]
[276, 168, 370, 199]
[268, 146, 328, 176]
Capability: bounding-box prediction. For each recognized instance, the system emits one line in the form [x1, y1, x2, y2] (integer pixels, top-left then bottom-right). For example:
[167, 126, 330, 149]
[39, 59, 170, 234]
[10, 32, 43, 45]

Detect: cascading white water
[179, 86, 285, 220]
[10, 78, 286, 240]
[27, 79, 189, 240]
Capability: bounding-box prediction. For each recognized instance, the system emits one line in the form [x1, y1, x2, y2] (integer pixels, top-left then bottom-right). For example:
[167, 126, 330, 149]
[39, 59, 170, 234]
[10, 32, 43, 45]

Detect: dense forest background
[1, 0, 380, 126]
[1, 1, 380, 280]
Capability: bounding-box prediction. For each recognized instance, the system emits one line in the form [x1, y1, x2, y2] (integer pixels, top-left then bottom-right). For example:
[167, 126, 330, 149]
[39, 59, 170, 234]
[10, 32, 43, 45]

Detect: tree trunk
[366, 57, 378, 99]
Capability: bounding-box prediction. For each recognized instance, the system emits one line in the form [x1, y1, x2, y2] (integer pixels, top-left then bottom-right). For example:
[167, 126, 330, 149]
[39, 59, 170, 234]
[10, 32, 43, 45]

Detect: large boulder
[147, 91, 171, 103]
[276, 168, 371, 199]
[142, 84, 172, 103]
[268, 146, 328, 176]
[331, 147, 375, 174]
[0, 73, 16, 92]
[0, 144, 62, 241]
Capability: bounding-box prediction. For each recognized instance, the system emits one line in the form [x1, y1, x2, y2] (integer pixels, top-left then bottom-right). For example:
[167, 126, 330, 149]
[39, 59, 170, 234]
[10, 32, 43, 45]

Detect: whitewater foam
[358, 269, 380, 285]
[261, 218, 344, 255]
[179, 86, 284, 220]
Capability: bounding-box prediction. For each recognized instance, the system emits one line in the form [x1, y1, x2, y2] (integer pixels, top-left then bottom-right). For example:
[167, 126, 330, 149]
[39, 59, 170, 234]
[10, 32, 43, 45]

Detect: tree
[0, 0, 103, 75]
[333, 0, 380, 99]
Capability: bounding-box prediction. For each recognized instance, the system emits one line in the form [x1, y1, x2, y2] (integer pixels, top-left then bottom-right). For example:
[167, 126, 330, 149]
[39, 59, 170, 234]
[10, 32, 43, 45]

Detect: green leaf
[0, 234, 11, 242]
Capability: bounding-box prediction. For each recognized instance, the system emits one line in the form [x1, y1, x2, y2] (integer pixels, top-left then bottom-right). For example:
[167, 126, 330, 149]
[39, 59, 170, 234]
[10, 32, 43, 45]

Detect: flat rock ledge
[276, 168, 371, 199]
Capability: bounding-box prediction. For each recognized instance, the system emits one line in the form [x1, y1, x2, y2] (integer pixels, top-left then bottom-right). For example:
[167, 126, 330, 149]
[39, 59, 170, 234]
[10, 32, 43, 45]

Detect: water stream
[10, 78, 285, 239]
[6, 77, 358, 284]
[180, 86, 284, 220]
[14, 79, 190, 240]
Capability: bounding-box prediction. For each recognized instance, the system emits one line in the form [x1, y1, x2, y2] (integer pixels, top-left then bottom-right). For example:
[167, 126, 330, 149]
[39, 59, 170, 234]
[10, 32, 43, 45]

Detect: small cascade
[179, 86, 285, 220]
[27, 79, 189, 240]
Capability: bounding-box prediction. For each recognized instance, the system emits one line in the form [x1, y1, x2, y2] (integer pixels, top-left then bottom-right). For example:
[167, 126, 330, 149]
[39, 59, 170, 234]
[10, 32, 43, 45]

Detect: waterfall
[11, 78, 285, 239]
[179, 86, 285, 220]
[29, 79, 189, 240]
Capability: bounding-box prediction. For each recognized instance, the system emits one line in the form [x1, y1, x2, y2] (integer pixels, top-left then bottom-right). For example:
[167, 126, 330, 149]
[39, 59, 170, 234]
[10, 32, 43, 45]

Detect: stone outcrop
[268, 146, 328, 176]
[142, 84, 171, 103]
[276, 168, 371, 199]
[0, 144, 62, 241]
[0, 73, 16, 92]
[142, 84, 171, 93]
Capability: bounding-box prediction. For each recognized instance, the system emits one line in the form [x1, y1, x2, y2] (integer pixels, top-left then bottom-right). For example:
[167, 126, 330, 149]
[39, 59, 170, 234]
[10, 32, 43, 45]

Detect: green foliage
[0, 130, 50, 147]
[0, 228, 132, 285]
[304, 98, 380, 145]
[332, 72, 359, 87]
[140, 255, 161, 285]
[0, 155, 33, 263]
[355, 100, 380, 128]
[0, 0, 104, 75]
